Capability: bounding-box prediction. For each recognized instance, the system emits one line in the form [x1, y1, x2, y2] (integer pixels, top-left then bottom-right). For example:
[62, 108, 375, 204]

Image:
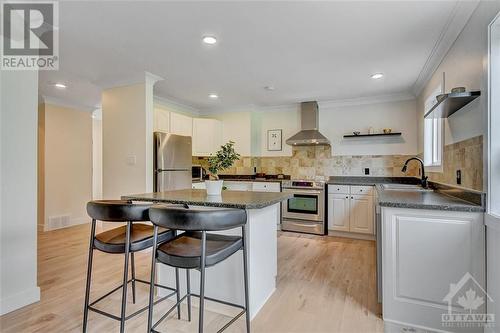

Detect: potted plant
[205, 141, 240, 195]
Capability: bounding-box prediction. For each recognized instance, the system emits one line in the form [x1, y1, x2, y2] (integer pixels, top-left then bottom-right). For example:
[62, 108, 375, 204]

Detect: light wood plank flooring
[0, 224, 383, 332]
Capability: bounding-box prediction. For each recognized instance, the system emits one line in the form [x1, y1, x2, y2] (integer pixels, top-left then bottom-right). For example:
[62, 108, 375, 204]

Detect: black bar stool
[83, 200, 179, 333]
[147, 205, 250, 333]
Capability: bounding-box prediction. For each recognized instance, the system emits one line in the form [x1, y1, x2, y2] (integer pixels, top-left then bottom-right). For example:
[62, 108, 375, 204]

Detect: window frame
[423, 85, 444, 173]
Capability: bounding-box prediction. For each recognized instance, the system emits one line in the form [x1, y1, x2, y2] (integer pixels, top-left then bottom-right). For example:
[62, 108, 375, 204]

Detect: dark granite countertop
[327, 176, 485, 212]
[375, 184, 484, 212]
[122, 189, 291, 209]
[327, 176, 420, 186]
[194, 175, 287, 183]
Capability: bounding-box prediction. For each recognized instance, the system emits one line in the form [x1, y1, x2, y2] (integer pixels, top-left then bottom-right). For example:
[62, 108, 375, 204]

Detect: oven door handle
[284, 190, 323, 195]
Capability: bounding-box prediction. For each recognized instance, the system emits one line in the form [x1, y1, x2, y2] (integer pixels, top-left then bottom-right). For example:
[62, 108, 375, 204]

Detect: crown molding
[40, 95, 98, 112]
[318, 92, 415, 108]
[198, 92, 416, 115]
[154, 95, 200, 116]
[411, 0, 480, 97]
[98, 71, 164, 90]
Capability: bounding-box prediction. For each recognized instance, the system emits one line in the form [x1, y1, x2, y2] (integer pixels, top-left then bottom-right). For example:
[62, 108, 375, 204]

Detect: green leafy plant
[207, 141, 240, 180]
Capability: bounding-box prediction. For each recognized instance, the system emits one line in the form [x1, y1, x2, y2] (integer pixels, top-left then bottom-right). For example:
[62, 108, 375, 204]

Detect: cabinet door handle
[351, 196, 354, 199]
[345, 196, 348, 199]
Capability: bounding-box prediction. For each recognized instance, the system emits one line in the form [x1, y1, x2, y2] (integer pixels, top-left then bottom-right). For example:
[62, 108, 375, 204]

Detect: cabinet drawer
[224, 181, 252, 191]
[328, 184, 350, 194]
[252, 182, 281, 192]
[350, 185, 374, 196]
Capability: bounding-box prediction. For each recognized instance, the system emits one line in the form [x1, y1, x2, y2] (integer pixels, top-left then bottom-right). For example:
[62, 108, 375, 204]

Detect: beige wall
[103, 83, 147, 199]
[92, 114, 102, 200]
[43, 103, 92, 230]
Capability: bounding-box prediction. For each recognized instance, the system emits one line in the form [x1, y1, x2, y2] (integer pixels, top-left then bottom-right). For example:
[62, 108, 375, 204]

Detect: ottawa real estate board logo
[1, 1, 58, 70]
[442, 272, 495, 329]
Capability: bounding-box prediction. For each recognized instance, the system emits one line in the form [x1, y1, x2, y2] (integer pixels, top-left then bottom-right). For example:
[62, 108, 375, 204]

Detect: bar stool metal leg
[175, 268, 181, 319]
[131, 252, 136, 304]
[198, 231, 207, 333]
[147, 226, 159, 333]
[242, 225, 251, 333]
[119, 222, 132, 333]
[186, 269, 192, 322]
[82, 219, 96, 333]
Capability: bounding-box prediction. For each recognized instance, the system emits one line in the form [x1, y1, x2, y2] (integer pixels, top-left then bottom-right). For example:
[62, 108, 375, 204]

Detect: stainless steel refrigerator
[153, 132, 192, 191]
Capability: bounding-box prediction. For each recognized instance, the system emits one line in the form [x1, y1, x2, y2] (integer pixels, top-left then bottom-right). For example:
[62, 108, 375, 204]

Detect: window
[424, 85, 444, 170]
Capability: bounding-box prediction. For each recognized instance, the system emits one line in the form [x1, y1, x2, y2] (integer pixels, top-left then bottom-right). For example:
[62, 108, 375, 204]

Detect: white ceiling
[39, 1, 477, 112]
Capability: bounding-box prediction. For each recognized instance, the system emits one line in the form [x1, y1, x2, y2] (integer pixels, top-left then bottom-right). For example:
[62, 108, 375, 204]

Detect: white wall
[256, 105, 301, 157]
[0, 70, 40, 315]
[207, 97, 418, 157]
[319, 98, 418, 156]
[417, 1, 500, 151]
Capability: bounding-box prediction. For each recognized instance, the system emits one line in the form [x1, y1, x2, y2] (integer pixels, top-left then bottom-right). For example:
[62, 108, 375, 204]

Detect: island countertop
[122, 189, 292, 209]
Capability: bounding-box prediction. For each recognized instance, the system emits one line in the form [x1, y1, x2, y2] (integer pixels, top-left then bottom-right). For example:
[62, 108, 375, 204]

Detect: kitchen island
[122, 189, 291, 319]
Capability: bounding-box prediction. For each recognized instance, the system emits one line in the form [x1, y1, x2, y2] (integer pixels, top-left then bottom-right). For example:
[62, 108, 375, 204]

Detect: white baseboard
[45, 216, 89, 231]
[328, 230, 376, 241]
[0, 286, 40, 315]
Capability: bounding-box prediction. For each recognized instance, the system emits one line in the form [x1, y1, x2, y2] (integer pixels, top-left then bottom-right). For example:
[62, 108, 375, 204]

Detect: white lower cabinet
[251, 182, 281, 192]
[328, 194, 350, 232]
[349, 194, 374, 234]
[327, 185, 374, 235]
[192, 181, 280, 192]
[382, 207, 485, 332]
[192, 182, 206, 190]
[224, 181, 252, 191]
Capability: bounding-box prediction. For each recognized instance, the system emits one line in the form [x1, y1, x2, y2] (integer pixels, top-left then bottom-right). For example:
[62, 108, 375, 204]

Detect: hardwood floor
[0, 224, 382, 332]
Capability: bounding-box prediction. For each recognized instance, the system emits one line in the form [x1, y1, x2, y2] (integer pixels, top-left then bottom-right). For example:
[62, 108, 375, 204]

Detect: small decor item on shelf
[383, 128, 392, 134]
[206, 141, 241, 195]
[353, 131, 361, 136]
[451, 86, 466, 93]
[267, 129, 282, 151]
[368, 126, 374, 134]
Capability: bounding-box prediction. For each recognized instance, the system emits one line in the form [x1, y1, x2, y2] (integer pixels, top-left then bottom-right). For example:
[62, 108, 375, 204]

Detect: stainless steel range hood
[286, 101, 330, 146]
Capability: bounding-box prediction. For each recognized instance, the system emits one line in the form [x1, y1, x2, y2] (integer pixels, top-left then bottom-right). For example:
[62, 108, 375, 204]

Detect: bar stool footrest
[86, 278, 177, 322]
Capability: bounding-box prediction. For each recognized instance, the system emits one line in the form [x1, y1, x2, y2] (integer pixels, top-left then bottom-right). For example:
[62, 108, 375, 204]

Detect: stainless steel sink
[381, 184, 434, 192]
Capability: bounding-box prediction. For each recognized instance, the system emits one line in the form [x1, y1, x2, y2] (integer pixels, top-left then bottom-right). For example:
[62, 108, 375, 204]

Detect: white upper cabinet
[153, 107, 170, 133]
[170, 112, 193, 136]
[192, 118, 222, 156]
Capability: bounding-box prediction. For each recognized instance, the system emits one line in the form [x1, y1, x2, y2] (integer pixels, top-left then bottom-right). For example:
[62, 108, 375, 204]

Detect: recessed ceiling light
[264, 85, 275, 91]
[202, 36, 217, 45]
[54, 83, 67, 89]
[208, 93, 219, 99]
[371, 73, 384, 79]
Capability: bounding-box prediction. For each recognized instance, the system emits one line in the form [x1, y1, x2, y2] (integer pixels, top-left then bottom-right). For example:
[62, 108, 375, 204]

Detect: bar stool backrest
[148, 205, 247, 231]
[87, 200, 151, 222]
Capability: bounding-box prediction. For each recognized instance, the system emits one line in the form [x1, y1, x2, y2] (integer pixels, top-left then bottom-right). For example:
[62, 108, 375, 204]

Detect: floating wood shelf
[424, 91, 481, 119]
[343, 132, 402, 138]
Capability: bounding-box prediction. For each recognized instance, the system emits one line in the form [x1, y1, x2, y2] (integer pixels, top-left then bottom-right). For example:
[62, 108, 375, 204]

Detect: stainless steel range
[281, 180, 325, 235]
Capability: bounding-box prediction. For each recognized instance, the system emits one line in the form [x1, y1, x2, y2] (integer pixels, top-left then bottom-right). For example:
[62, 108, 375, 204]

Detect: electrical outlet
[126, 155, 137, 166]
[364, 168, 370, 175]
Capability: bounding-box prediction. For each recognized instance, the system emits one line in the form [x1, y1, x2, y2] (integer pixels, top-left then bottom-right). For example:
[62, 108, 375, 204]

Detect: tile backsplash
[426, 135, 483, 191]
[193, 135, 483, 191]
[193, 147, 420, 180]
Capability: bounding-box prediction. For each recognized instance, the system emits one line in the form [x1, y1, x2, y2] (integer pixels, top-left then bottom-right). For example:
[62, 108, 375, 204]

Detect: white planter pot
[205, 180, 224, 196]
